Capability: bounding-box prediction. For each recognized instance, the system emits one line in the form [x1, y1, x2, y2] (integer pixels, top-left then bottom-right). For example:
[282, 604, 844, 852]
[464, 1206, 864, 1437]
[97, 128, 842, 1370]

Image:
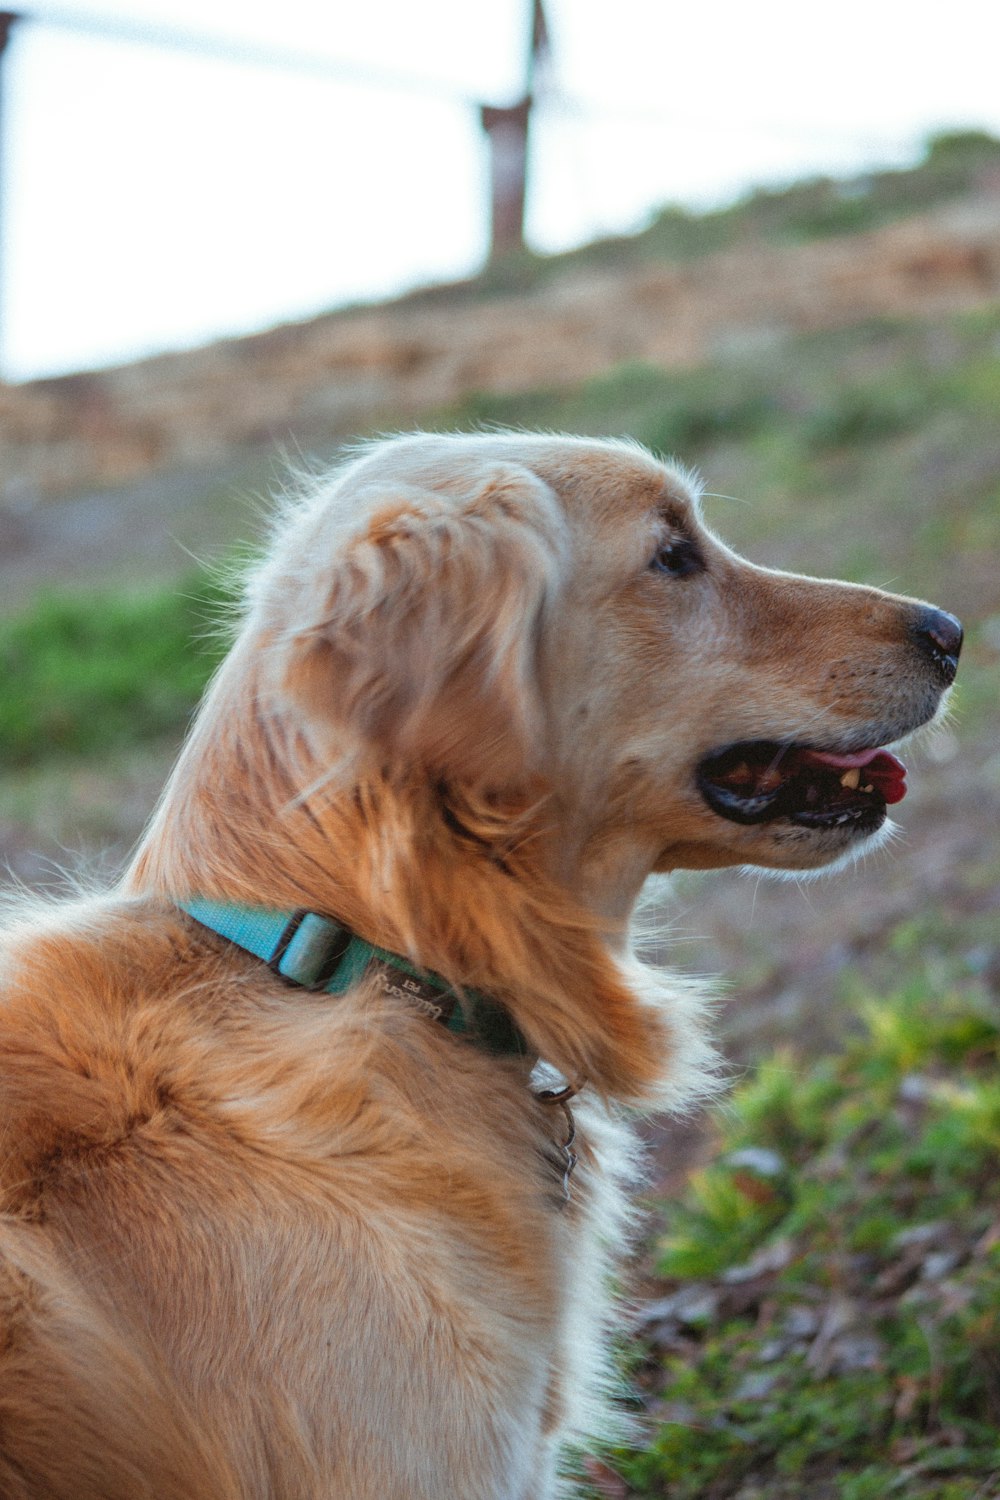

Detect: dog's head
[257, 432, 959, 905]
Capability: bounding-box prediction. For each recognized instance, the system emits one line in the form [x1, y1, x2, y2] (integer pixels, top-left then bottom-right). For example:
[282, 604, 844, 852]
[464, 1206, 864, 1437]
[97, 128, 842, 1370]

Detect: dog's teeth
[724, 761, 753, 787]
[757, 768, 784, 792]
[839, 768, 862, 790]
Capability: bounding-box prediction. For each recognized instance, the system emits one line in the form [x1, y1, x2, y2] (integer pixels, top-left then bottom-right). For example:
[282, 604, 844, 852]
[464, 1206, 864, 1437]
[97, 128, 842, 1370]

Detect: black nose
[913, 606, 963, 684]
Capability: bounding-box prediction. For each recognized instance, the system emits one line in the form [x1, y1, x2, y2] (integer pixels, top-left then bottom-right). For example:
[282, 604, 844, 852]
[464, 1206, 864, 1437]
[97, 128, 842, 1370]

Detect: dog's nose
[912, 606, 963, 684]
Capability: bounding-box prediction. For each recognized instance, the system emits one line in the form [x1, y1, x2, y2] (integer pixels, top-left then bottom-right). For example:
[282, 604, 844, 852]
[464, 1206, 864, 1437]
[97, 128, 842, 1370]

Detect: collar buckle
[268, 909, 350, 989]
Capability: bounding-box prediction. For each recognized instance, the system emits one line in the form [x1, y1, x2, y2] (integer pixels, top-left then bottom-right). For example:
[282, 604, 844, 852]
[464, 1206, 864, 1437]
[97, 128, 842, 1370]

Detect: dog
[0, 433, 961, 1498]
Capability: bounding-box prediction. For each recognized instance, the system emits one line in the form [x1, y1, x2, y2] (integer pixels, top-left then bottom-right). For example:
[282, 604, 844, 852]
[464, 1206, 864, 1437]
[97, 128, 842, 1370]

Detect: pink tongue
[799, 747, 908, 805]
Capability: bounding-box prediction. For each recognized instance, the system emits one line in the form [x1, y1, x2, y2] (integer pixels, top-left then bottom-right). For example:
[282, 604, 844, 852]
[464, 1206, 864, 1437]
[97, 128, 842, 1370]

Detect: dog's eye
[650, 537, 702, 579]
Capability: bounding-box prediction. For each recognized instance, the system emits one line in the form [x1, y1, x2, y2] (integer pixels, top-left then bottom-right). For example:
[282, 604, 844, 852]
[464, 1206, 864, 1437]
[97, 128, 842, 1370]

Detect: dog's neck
[128, 649, 382, 932]
[125, 647, 670, 1099]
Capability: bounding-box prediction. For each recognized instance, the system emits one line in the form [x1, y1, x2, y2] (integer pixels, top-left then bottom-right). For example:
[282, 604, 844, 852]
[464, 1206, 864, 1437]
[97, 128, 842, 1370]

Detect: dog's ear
[269, 463, 568, 786]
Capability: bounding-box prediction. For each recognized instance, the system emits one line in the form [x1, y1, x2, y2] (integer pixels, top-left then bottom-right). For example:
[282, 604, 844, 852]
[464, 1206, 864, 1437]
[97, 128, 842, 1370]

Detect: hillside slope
[3, 135, 1000, 503]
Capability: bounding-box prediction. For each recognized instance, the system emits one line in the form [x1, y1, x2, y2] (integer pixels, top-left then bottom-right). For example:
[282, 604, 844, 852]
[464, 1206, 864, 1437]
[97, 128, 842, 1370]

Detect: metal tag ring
[534, 1077, 585, 1105]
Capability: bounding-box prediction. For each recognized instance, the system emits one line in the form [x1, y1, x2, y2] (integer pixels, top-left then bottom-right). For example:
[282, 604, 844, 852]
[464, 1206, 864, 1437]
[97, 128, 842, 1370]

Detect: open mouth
[697, 741, 908, 831]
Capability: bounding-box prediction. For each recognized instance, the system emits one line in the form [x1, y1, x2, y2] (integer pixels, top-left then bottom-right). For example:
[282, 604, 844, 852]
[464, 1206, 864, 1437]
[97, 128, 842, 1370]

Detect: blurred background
[0, 4, 999, 1489]
[4, 0, 1000, 381]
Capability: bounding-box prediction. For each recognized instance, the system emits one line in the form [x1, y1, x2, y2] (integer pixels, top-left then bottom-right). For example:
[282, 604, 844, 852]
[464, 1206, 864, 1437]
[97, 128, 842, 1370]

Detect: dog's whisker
[701, 490, 755, 507]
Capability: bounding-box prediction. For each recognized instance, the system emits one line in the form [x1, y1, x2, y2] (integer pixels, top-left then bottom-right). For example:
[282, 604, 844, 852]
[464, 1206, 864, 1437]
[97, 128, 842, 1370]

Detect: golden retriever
[0, 433, 961, 1498]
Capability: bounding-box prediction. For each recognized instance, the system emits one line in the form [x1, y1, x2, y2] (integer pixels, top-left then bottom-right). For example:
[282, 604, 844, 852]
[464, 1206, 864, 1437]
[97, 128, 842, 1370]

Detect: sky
[3, 0, 1000, 382]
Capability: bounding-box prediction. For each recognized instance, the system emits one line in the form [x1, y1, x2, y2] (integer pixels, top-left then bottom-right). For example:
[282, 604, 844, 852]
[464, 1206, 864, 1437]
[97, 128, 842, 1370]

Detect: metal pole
[0, 12, 21, 380]
[480, 97, 531, 258]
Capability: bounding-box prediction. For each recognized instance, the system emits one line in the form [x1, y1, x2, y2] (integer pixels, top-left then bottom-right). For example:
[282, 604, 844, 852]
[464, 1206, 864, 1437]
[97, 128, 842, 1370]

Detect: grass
[0, 575, 232, 765]
[441, 306, 999, 475]
[584, 958, 1000, 1499]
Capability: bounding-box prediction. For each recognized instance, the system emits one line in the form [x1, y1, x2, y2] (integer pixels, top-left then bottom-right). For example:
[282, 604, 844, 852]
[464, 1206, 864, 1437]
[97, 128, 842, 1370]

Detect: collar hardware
[267, 909, 351, 988]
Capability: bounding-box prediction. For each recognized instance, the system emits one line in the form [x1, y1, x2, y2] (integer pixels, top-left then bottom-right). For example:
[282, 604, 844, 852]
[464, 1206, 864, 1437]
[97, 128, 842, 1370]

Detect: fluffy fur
[0, 433, 954, 1497]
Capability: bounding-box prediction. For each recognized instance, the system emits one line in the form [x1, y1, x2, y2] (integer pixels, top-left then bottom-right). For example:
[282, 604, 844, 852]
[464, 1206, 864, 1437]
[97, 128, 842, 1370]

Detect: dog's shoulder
[0, 894, 215, 1214]
[0, 893, 441, 1216]
[0, 890, 201, 1045]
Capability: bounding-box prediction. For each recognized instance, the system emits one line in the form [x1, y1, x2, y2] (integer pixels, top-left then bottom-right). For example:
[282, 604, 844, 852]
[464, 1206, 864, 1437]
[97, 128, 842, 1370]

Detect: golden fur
[0, 433, 955, 1497]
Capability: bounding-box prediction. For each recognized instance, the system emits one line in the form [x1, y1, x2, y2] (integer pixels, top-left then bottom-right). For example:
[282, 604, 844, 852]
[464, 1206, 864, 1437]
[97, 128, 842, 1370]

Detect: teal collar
[178, 898, 529, 1059]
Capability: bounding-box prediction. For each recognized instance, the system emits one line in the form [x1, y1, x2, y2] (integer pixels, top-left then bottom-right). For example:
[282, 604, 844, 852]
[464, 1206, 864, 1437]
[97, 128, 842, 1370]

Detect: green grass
[440, 303, 999, 459]
[587, 963, 1000, 1499]
[0, 575, 233, 765]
